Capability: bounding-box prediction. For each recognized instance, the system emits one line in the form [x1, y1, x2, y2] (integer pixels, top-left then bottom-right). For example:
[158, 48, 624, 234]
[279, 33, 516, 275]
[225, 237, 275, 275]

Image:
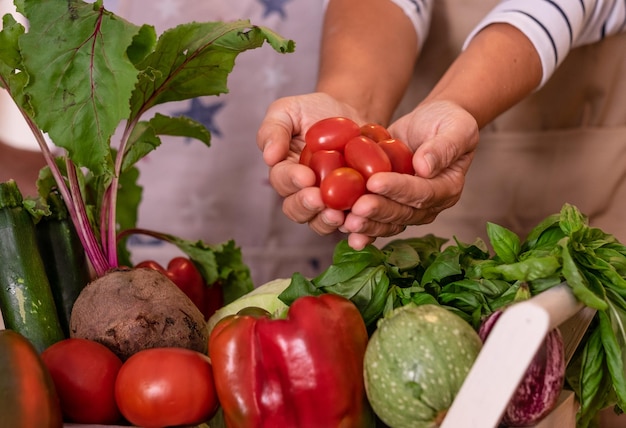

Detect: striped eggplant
[478, 310, 565, 427]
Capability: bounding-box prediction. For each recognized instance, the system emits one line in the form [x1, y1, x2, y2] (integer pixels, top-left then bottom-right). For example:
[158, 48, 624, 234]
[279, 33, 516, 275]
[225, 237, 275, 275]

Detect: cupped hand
[256, 92, 367, 235]
[341, 100, 480, 249]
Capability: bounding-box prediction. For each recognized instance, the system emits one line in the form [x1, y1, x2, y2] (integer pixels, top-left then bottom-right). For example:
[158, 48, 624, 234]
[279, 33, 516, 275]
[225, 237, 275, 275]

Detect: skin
[257, 0, 542, 250]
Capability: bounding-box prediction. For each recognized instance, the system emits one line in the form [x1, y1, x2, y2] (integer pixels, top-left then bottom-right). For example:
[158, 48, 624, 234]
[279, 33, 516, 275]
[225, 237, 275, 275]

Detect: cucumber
[0, 180, 65, 352]
[36, 190, 91, 337]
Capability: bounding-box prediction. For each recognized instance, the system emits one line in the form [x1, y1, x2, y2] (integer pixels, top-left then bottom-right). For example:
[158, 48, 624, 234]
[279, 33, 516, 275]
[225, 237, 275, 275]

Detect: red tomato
[299, 144, 313, 166]
[115, 347, 219, 428]
[320, 167, 366, 210]
[309, 149, 346, 185]
[360, 123, 392, 142]
[344, 135, 392, 179]
[41, 338, 123, 424]
[378, 138, 414, 174]
[305, 117, 361, 152]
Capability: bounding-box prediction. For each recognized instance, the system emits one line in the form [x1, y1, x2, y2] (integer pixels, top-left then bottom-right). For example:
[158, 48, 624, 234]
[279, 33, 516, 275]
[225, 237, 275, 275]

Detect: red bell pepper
[135, 257, 223, 320]
[208, 293, 373, 428]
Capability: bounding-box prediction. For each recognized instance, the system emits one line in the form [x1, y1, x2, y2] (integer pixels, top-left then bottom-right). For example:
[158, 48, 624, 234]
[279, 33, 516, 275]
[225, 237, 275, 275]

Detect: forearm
[424, 23, 542, 129]
[316, 0, 420, 126]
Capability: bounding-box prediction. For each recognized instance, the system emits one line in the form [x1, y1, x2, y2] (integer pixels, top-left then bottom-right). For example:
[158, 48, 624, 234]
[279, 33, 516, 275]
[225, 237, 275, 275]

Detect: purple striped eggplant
[478, 310, 566, 427]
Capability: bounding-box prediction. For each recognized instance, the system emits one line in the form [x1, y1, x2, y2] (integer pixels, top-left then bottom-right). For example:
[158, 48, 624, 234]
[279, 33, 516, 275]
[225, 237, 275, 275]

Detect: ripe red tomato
[305, 117, 361, 152]
[344, 135, 392, 179]
[309, 149, 346, 185]
[360, 123, 392, 142]
[378, 138, 414, 174]
[41, 338, 123, 424]
[299, 144, 313, 166]
[115, 347, 219, 428]
[320, 167, 366, 210]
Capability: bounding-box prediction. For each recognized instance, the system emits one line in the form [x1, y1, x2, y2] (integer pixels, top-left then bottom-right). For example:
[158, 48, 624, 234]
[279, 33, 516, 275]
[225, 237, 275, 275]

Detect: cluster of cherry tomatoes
[299, 117, 414, 211]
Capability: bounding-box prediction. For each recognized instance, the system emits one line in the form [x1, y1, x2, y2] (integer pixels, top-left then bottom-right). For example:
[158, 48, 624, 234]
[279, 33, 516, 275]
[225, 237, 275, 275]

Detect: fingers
[256, 98, 304, 167]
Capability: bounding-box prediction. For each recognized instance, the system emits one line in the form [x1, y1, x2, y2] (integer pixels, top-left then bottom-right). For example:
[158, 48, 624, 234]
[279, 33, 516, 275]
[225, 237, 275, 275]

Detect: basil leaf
[487, 222, 520, 263]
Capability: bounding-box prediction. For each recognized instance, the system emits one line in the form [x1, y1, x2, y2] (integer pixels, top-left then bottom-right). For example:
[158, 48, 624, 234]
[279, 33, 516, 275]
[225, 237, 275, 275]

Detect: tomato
[299, 144, 313, 166]
[309, 149, 346, 185]
[136, 257, 223, 321]
[41, 338, 123, 424]
[320, 167, 366, 210]
[305, 117, 361, 152]
[360, 123, 392, 142]
[115, 347, 219, 428]
[378, 138, 414, 174]
[344, 135, 392, 179]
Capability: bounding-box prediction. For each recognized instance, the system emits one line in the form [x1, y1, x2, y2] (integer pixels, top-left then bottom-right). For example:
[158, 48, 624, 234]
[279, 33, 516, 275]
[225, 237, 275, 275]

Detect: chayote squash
[364, 303, 482, 428]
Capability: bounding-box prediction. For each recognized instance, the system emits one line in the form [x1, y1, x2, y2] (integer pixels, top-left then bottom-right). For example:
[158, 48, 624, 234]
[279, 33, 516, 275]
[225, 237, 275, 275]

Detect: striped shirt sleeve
[463, 0, 626, 87]
[323, 0, 434, 50]
[386, 0, 434, 50]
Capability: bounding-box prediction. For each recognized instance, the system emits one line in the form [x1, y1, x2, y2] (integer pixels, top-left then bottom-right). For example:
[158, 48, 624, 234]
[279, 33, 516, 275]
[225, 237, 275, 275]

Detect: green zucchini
[0, 180, 64, 352]
[36, 190, 91, 337]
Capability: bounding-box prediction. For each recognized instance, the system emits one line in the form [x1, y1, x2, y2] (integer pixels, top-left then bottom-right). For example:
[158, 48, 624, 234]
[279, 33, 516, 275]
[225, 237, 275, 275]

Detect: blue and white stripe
[464, 0, 626, 86]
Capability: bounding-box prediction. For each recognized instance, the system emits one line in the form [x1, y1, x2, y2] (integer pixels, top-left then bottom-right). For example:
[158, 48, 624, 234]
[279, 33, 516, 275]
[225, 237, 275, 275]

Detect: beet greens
[0, 0, 293, 293]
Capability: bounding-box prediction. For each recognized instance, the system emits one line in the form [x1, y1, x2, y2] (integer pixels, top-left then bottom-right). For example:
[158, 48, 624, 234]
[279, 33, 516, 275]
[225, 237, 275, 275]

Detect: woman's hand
[256, 92, 367, 235]
[342, 100, 480, 249]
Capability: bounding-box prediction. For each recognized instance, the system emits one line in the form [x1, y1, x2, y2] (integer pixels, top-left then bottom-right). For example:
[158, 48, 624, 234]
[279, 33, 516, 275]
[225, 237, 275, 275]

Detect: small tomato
[320, 167, 366, 210]
[41, 338, 123, 424]
[378, 138, 414, 174]
[309, 149, 346, 185]
[360, 123, 392, 142]
[305, 117, 361, 152]
[344, 135, 392, 179]
[115, 347, 219, 428]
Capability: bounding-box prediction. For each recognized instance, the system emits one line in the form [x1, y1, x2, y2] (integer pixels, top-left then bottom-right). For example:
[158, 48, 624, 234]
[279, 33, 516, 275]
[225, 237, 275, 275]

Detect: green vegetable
[0, 0, 293, 287]
[35, 190, 91, 337]
[0, 180, 65, 352]
[364, 303, 482, 428]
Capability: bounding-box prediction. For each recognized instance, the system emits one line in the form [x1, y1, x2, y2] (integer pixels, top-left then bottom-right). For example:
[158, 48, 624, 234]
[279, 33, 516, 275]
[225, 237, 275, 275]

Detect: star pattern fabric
[112, 0, 340, 286]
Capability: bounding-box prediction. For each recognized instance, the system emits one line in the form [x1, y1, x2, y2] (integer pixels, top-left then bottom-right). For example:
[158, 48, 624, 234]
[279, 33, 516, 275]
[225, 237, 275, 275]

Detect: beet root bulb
[69, 267, 208, 361]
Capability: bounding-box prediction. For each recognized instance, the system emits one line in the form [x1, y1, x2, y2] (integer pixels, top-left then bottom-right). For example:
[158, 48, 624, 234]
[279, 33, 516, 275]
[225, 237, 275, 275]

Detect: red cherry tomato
[299, 144, 313, 166]
[378, 138, 414, 175]
[115, 347, 219, 428]
[305, 117, 361, 152]
[344, 135, 392, 179]
[320, 167, 366, 210]
[360, 123, 392, 142]
[309, 149, 346, 185]
[136, 257, 222, 321]
[41, 338, 123, 425]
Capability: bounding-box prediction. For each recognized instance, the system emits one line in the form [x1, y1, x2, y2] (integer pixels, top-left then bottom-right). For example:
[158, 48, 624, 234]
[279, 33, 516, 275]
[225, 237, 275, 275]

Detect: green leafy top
[0, 0, 294, 284]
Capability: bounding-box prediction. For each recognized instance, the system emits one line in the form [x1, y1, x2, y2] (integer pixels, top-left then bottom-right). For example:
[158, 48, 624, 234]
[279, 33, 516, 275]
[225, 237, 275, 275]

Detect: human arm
[342, 0, 626, 249]
[257, 0, 426, 235]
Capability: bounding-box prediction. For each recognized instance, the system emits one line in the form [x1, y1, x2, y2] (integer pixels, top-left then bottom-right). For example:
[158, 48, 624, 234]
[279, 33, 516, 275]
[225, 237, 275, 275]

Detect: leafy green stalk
[0, 0, 294, 277]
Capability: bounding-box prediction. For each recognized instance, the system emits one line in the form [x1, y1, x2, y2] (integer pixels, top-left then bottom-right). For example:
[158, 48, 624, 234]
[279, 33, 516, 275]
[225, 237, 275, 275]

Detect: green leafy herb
[0, 0, 294, 291]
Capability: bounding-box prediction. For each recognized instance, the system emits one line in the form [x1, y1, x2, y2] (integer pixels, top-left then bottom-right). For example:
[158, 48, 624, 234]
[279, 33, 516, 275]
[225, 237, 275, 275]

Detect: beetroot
[478, 310, 565, 426]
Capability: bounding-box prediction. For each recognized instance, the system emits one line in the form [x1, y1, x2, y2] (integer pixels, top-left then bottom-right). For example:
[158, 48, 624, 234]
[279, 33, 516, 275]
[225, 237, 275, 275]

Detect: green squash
[364, 304, 482, 428]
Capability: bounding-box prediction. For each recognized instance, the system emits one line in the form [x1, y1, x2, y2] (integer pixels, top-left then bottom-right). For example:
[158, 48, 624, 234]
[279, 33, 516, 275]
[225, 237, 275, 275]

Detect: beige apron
[390, 0, 626, 245]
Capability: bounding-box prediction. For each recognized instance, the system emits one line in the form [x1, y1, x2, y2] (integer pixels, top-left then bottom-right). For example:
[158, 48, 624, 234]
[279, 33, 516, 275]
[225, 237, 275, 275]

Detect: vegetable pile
[0, 0, 294, 355]
[2, 1, 626, 427]
[279, 202, 626, 426]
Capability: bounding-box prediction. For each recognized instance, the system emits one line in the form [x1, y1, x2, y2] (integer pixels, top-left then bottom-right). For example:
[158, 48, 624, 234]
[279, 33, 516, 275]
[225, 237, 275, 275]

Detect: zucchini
[0, 180, 65, 352]
[36, 190, 91, 337]
[0, 329, 63, 428]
